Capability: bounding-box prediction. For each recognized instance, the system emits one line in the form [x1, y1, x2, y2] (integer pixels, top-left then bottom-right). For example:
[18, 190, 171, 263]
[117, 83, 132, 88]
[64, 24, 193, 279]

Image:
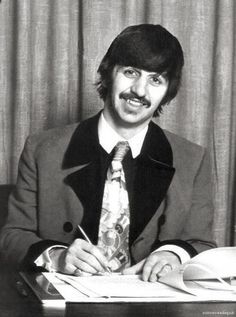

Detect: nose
[131, 77, 147, 97]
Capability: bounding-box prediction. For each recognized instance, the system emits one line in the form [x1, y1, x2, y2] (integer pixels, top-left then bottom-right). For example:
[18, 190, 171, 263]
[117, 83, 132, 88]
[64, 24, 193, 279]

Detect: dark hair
[96, 24, 184, 116]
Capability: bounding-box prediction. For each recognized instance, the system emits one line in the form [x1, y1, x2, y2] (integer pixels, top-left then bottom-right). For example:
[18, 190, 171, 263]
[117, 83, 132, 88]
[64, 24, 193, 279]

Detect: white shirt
[35, 112, 190, 271]
[98, 112, 148, 158]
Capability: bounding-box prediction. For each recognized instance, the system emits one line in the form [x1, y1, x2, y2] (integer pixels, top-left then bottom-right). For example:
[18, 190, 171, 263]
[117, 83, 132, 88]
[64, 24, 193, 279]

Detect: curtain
[0, 0, 235, 247]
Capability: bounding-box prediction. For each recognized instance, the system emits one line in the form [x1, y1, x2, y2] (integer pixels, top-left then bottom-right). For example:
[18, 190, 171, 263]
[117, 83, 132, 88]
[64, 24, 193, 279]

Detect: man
[0, 24, 216, 282]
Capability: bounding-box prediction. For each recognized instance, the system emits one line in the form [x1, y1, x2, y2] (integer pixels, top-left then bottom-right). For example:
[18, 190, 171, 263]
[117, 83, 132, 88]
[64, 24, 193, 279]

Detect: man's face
[103, 65, 169, 132]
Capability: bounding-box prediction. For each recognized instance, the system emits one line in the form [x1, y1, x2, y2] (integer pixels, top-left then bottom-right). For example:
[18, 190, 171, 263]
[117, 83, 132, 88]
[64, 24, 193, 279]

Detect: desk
[0, 267, 236, 317]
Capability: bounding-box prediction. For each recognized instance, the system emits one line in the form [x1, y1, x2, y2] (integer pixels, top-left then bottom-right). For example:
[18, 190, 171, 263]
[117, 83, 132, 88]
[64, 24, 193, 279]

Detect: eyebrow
[119, 66, 168, 81]
[128, 66, 166, 77]
[149, 72, 168, 84]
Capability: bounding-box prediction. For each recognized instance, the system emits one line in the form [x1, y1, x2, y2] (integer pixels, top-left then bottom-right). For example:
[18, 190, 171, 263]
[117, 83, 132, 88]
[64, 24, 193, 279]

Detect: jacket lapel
[62, 112, 110, 243]
[62, 114, 175, 247]
[128, 121, 175, 245]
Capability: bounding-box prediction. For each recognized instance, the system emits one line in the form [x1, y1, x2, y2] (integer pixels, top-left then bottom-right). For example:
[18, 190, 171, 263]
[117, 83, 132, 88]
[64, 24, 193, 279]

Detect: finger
[150, 263, 172, 282]
[142, 255, 171, 282]
[55, 245, 99, 275]
[61, 248, 97, 275]
[61, 244, 98, 274]
[77, 250, 107, 273]
[55, 249, 78, 274]
[73, 268, 93, 277]
[157, 264, 172, 277]
[72, 239, 108, 273]
[141, 255, 163, 282]
[122, 259, 145, 275]
[73, 257, 101, 274]
[78, 241, 109, 264]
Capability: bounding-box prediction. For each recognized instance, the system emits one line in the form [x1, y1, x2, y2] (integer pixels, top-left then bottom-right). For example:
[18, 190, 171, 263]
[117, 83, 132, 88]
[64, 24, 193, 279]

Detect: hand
[50, 239, 109, 276]
[122, 251, 181, 282]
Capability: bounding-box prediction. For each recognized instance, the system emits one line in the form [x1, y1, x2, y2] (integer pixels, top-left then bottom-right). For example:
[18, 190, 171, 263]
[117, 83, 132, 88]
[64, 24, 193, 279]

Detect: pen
[78, 225, 92, 244]
[15, 280, 28, 297]
[77, 225, 112, 274]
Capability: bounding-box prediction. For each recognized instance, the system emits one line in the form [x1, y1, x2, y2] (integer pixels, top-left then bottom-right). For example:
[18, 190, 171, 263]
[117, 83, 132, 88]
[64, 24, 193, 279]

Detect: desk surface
[0, 268, 236, 317]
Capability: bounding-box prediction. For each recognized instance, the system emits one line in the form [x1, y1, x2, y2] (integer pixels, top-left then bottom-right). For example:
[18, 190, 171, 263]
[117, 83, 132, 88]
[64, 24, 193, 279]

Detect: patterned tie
[98, 141, 130, 272]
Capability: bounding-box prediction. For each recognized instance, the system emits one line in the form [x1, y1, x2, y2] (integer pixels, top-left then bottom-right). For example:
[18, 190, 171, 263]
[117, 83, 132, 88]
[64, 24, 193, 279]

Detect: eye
[123, 67, 138, 78]
[150, 76, 162, 86]
[150, 74, 168, 87]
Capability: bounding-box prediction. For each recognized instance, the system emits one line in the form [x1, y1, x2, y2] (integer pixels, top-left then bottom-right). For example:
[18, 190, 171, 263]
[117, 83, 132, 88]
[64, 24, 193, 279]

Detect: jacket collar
[140, 120, 173, 167]
[62, 112, 175, 245]
[62, 112, 101, 169]
[63, 112, 173, 169]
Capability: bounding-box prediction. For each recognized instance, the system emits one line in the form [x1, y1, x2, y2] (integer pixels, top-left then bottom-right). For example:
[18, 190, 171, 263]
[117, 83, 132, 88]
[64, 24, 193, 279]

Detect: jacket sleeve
[131, 146, 216, 264]
[158, 147, 216, 256]
[179, 148, 217, 253]
[0, 137, 65, 269]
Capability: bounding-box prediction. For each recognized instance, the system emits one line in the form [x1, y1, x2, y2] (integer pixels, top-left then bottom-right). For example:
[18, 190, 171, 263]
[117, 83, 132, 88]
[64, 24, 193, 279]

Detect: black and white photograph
[0, 0, 235, 316]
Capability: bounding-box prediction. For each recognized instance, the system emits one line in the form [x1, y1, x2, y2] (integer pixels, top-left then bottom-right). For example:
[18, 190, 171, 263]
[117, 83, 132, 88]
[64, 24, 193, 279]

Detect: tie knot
[111, 141, 130, 173]
[113, 141, 130, 162]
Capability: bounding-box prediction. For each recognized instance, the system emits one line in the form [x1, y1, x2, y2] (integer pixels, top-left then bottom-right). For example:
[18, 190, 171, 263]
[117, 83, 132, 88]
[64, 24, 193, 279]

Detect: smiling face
[103, 65, 169, 138]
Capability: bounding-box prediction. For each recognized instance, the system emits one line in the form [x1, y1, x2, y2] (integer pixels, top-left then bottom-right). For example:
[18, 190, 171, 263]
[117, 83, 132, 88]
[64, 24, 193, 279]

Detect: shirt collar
[98, 112, 148, 158]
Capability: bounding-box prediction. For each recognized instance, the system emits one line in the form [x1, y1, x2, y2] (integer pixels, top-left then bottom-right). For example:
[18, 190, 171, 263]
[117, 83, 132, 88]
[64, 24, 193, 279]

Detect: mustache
[120, 92, 151, 107]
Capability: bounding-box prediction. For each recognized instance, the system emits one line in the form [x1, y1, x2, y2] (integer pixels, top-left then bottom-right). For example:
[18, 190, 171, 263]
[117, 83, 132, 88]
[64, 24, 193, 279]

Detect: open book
[158, 246, 236, 296]
[21, 247, 236, 303]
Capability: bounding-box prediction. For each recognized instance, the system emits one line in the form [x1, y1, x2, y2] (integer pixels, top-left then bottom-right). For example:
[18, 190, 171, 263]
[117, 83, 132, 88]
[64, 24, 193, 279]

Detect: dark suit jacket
[0, 113, 216, 269]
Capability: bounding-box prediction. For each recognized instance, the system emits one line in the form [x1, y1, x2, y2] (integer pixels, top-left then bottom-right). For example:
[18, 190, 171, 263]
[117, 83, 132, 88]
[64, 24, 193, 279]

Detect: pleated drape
[0, 0, 235, 246]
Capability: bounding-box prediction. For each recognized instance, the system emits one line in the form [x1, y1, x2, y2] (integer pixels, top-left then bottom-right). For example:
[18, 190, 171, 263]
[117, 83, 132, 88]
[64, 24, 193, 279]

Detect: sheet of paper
[55, 273, 185, 298]
[43, 273, 236, 302]
[22, 248, 236, 304]
[44, 273, 192, 302]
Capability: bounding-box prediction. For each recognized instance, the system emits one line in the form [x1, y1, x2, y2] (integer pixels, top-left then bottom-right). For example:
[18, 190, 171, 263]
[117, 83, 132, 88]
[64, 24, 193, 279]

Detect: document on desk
[46, 273, 193, 302]
[21, 247, 236, 303]
[43, 270, 236, 303]
[51, 247, 236, 302]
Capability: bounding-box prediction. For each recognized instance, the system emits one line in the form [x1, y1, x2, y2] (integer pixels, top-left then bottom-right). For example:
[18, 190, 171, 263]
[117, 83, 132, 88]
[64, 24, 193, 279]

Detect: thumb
[122, 259, 146, 275]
